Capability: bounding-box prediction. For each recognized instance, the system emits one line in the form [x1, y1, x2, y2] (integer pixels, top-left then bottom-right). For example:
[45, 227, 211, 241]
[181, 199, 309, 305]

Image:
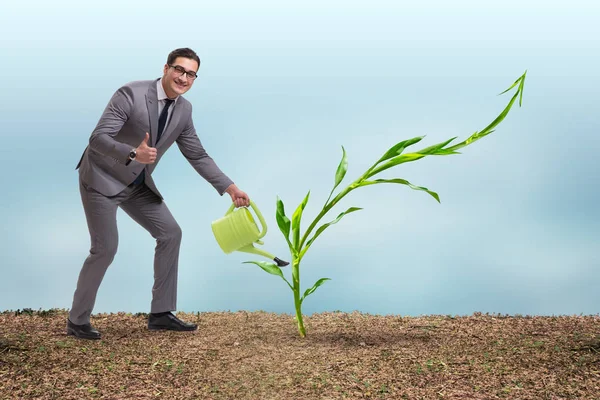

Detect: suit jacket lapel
[145, 79, 159, 147]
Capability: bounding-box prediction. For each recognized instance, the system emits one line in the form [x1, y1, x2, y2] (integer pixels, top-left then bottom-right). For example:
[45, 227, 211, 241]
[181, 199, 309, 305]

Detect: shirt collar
[157, 78, 179, 103]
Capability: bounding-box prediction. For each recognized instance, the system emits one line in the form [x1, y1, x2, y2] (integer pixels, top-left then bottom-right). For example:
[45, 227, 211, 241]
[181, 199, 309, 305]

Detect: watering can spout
[273, 257, 290, 267]
[237, 243, 290, 267]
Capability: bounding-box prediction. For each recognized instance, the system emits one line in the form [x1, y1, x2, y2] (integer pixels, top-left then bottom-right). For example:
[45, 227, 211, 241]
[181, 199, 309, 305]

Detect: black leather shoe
[148, 312, 197, 331]
[66, 319, 101, 340]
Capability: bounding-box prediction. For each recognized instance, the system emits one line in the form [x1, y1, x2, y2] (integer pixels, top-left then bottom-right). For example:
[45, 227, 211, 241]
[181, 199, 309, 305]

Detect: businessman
[68, 48, 249, 340]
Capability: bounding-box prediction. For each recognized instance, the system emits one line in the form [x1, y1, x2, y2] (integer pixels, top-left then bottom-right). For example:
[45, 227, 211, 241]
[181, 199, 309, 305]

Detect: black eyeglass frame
[168, 64, 198, 80]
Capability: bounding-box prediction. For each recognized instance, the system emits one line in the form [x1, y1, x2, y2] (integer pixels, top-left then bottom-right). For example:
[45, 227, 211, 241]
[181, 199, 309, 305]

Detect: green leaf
[334, 145, 348, 190]
[276, 196, 291, 238]
[497, 77, 521, 96]
[518, 70, 527, 106]
[451, 70, 525, 151]
[415, 136, 458, 155]
[478, 91, 519, 136]
[367, 153, 426, 177]
[376, 136, 424, 164]
[292, 191, 310, 249]
[276, 196, 293, 250]
[325, 146, 349, 206]
[433, 149, 462, 155]
[301, 278, 331, 303]
[359, 178, 440, 203]
[498, 71, 525, 96]
[301, 207, 362, 257]
[243, 261, 293, 290]
[463, 71, 526, 142]
[445, 92, 519, 153]
[243, 260, 283, 277]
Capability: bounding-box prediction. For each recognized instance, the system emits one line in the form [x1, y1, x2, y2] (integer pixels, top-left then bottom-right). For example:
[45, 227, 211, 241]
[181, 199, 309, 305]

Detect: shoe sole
[147, 325, 197, 331]
[66, 328, 101, 340]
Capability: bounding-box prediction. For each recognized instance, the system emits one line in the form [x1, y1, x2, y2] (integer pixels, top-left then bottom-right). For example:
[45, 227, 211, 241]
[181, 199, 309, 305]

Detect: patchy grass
[1, 309, 599, 399]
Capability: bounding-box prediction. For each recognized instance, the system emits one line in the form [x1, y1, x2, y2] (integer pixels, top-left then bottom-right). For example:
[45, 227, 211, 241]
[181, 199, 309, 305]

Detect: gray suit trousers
[69, 178, 181, 325]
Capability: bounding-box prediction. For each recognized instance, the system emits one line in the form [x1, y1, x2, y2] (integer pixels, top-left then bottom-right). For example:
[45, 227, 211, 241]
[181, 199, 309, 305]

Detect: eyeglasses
[169, 64, 198, 80]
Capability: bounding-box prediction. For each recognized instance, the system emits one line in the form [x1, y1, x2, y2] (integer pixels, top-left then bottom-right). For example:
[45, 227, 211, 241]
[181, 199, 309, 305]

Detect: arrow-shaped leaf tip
[497, 70, 527, 97]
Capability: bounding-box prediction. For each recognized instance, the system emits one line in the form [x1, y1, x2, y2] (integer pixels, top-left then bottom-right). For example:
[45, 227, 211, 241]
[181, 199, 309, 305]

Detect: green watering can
[211, 200, 289, 267]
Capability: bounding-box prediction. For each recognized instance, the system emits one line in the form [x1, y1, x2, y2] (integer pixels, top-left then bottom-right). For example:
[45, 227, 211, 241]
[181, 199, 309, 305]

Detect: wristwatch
[125, 148, 136, 166]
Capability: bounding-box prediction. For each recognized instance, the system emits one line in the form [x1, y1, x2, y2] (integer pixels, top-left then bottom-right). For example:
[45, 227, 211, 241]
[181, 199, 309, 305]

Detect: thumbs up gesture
[135, 133, 157, 164]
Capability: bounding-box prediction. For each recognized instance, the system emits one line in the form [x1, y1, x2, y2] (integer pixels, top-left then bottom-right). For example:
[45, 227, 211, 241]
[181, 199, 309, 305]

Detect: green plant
[245, 71, 527, 337]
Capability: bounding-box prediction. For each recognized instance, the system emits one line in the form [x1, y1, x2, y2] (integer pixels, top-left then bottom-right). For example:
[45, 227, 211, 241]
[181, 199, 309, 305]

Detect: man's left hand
[225, 184, 250, 208]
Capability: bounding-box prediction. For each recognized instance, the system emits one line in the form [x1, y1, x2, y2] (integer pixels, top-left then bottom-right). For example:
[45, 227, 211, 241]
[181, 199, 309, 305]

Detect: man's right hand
[135, 133, 157, 164]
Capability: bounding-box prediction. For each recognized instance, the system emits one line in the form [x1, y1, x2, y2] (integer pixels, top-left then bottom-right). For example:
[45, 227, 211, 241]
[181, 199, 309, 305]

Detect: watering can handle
[225, 200, 268, 240]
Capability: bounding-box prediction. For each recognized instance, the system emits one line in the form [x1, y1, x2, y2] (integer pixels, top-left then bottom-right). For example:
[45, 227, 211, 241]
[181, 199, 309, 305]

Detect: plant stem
[298, 170, 370, 251]
[291, 258, 306, 337]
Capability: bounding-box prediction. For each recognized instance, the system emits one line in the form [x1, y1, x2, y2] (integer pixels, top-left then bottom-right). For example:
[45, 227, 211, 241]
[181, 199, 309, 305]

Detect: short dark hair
[167, 48, 200, 69]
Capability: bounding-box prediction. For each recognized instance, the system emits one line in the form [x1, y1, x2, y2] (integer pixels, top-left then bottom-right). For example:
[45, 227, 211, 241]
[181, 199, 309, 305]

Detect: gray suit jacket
[76, 78, 234, 199]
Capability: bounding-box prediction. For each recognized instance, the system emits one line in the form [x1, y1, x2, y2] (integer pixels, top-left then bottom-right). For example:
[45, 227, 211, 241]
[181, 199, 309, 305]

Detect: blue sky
[1, 0, 598, 318]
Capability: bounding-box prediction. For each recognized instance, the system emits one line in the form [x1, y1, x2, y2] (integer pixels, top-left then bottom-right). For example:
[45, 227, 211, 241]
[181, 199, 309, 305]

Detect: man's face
[162, 57, 199, 98]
